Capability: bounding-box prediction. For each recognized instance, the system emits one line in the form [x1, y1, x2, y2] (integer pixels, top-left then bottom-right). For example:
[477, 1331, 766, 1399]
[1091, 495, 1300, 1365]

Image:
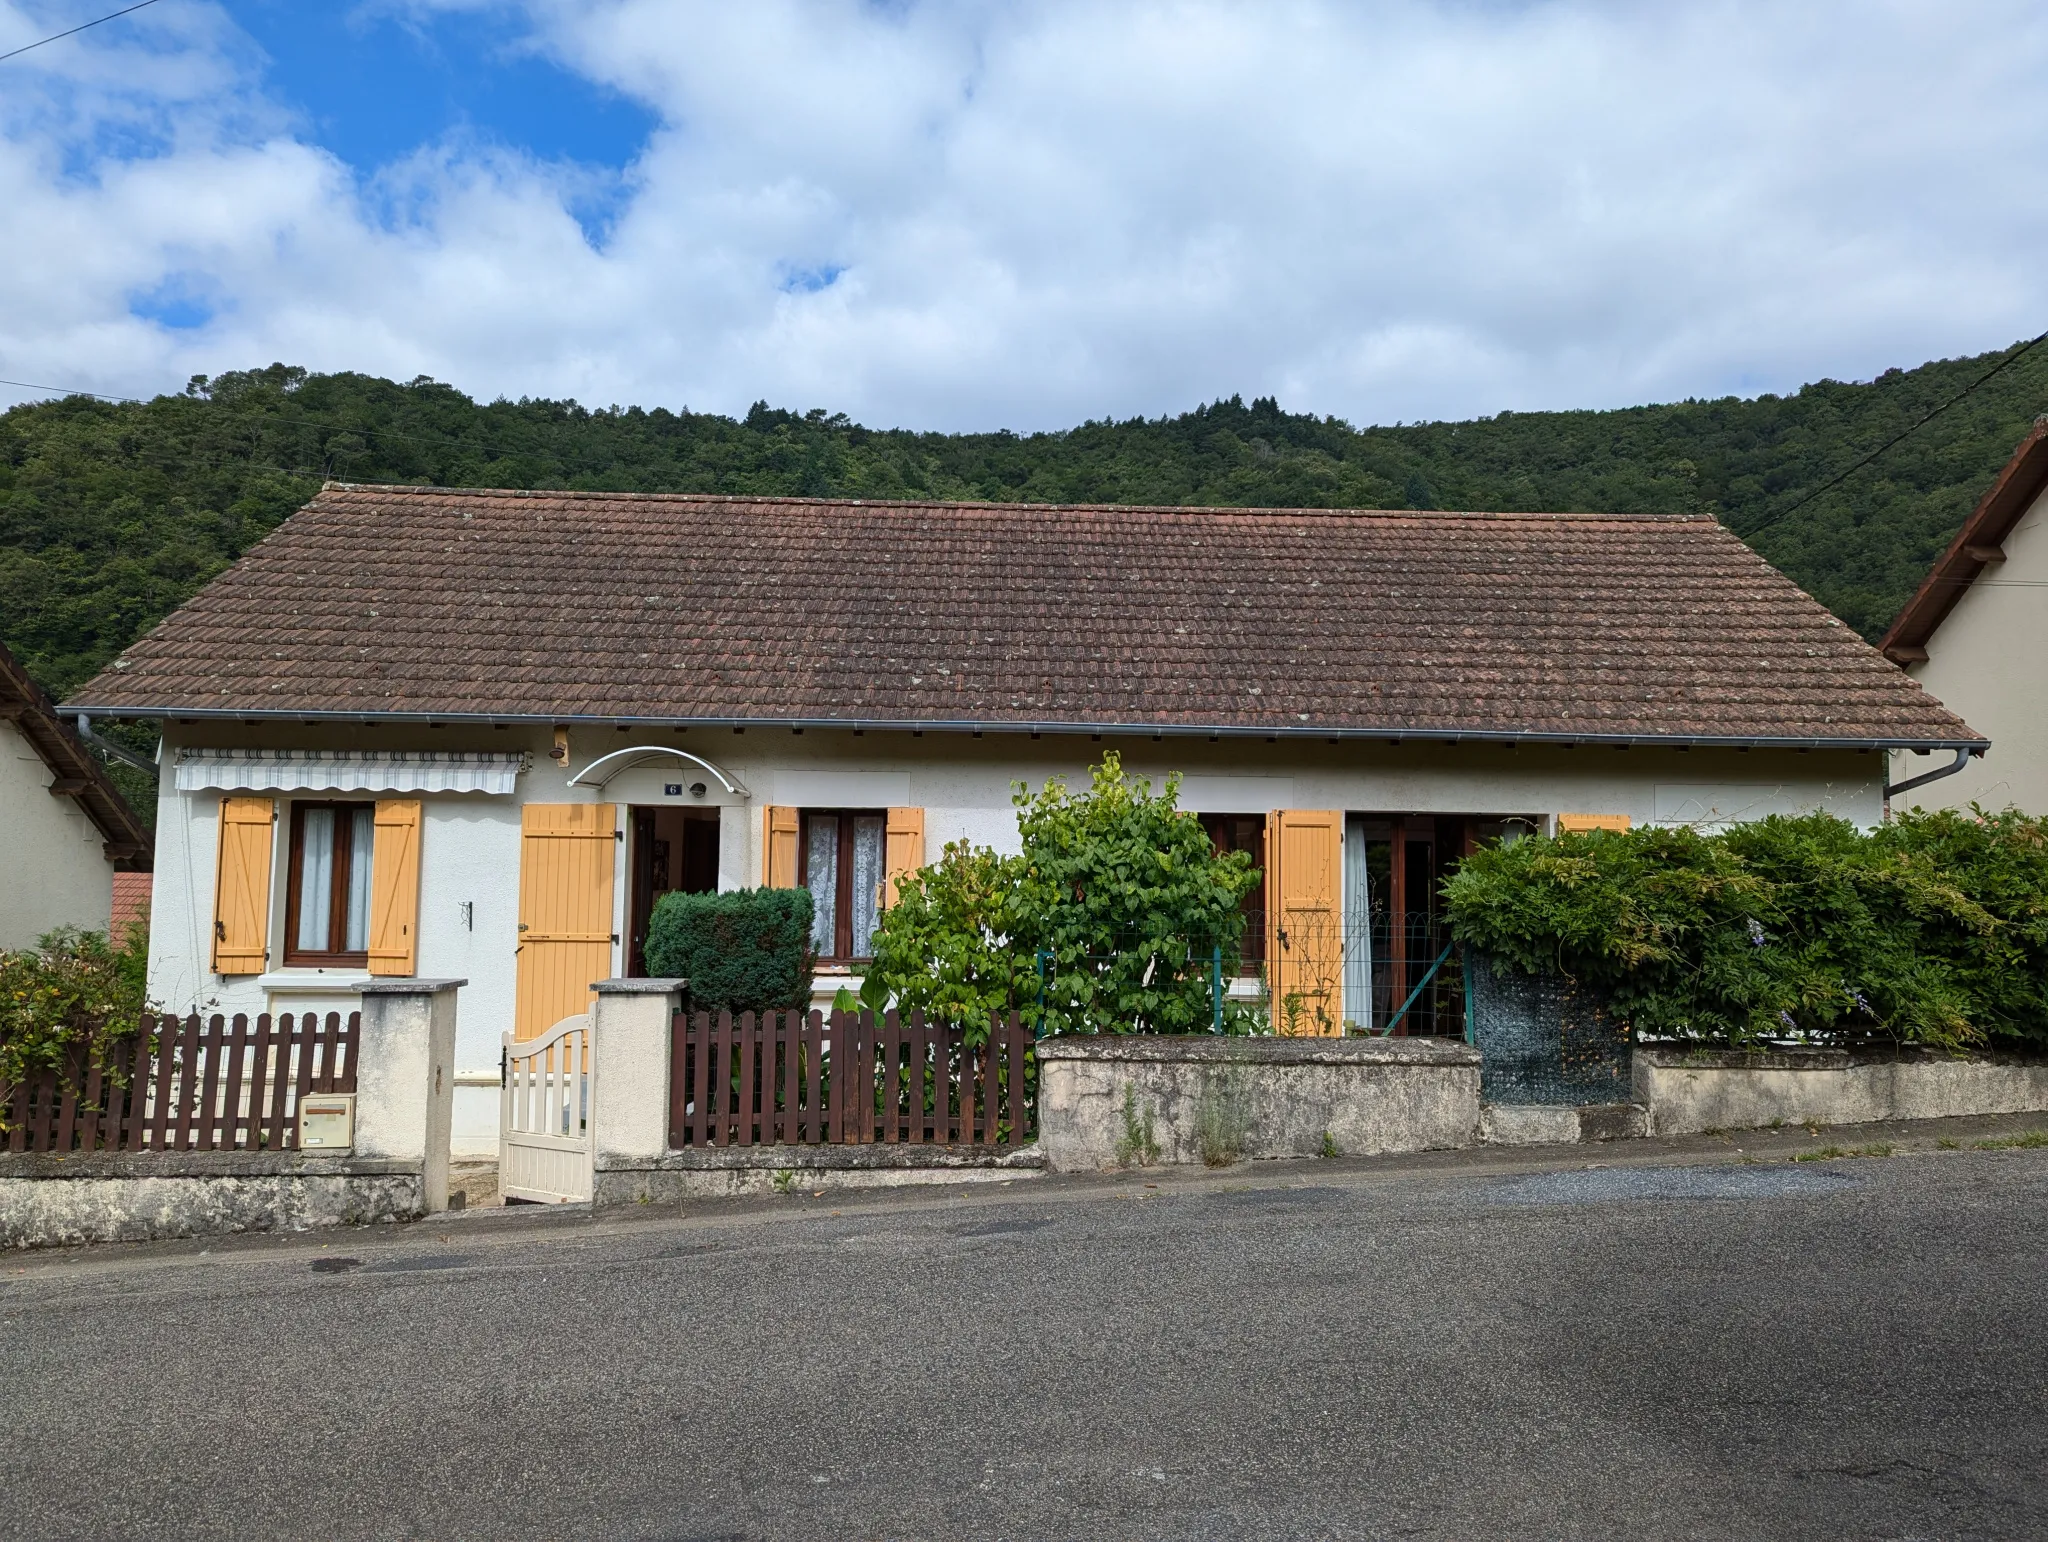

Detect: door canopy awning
[174, 748, 530, 795]
[565, 746, 750, 798]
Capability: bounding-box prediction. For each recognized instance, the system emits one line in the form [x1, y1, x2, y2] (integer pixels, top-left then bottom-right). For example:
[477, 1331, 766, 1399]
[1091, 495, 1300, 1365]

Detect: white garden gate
[500, 1014, 594, 1203]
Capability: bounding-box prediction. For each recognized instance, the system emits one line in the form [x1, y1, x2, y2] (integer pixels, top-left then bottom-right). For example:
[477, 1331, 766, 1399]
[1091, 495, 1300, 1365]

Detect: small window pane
[805, 815, 839, 954]
[344, 805, 375, 953]
[850, 816, 885, 958]
[296, 807, 335, 951]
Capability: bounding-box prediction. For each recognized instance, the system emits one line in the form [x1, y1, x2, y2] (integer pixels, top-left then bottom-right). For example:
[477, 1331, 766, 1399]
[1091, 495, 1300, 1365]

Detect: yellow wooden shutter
[515, 803, 617, 1040]
[211, 796, 274, 975]
[883, 806, 925, 909]
[367, 798, 423, 977]
[763, 805, 799, 888]
[1266, 809, 1343, 1037]
[1557, 813, 1631, 834]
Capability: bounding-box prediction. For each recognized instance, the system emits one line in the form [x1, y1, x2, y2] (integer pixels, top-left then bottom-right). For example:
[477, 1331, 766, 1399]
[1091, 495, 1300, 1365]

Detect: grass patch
[1936, 1138, 1961, 1150]
[1792, 1142, 1894, 1162]
[1972, 1130, 2048, 1151]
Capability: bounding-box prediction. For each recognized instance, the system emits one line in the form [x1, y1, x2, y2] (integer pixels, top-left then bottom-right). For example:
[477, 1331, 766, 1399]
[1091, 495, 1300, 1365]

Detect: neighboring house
[1881, 419, 2048, 815]
[0, 641, 152, 950]
[111, 870, 154, 941]
[65, 484, 1979, 1147]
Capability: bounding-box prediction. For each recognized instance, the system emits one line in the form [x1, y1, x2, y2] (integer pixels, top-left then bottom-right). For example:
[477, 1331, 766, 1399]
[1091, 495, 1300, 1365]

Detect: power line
[0, 376, 143, 403]
[0, 0, 163, 66]
[1742, 327, 2048, 544]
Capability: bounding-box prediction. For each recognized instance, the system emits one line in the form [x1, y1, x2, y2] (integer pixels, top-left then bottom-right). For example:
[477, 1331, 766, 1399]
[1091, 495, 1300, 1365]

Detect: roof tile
[67, 485, 1979, 746]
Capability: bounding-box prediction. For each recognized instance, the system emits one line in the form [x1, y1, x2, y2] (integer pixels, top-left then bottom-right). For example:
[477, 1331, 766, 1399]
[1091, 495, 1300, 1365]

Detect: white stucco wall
[144, 721, 1886, 1153]
[0, 718, 114, 949]
[1896, 482, 2048, 815]
[147, 744, 524, 1156]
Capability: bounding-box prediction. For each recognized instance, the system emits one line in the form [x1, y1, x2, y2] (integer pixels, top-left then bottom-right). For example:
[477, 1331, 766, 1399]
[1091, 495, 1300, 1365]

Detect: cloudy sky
[2, 0, 2044, 430]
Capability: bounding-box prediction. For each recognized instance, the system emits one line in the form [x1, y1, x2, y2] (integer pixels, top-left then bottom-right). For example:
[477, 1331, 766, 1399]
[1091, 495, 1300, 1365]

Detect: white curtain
[344, 805, 374, 952]
[850, 816, 885, 958]
[296, 807, 334, 951]
[1343, 813, 1373, 1030]
[806, 815, 839, 954]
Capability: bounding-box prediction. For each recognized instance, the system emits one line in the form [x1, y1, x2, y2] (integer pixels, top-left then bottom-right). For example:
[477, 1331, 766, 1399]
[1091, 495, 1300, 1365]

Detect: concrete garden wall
[0, 981, 459, 1250]
[1036, 1035, 1480, 1171]
[1636, 1046, 2048, 1135]
[0, 1152, 425, 1249]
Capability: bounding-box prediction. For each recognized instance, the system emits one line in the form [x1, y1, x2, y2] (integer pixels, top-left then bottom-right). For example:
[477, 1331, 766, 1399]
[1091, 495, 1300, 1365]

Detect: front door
[627, 807, 721, 974]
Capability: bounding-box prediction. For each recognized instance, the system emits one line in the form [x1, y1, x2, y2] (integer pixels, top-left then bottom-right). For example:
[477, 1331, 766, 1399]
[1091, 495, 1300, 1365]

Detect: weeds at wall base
[1195, 1068, 1251, 1168]
[1115, 1083, 1160, 1168]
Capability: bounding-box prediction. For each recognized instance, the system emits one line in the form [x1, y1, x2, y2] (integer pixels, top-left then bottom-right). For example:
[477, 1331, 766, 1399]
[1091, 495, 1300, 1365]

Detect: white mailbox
[298, 1094, 356, 1150]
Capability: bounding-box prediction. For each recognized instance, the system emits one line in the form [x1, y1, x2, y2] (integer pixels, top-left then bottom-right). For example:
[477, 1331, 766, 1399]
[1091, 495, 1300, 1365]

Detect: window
[285, 801, 375, 965]
[799, 810, 887, 962]
[1199, 813, 1267, 966]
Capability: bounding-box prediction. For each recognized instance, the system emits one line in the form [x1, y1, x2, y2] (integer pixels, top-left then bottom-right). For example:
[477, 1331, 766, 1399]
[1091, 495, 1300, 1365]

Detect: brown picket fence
[669, 1008, 1034, 1149]
[3, 1012, 358, 1154]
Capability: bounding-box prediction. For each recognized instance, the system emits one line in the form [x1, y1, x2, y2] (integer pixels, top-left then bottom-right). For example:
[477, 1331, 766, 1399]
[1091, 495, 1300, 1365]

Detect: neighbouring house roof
[0, 641, 152, 869]
[1880, 418, 2048, 665]
[111, 871, 152, 939]
[67, 483, 1981, 750]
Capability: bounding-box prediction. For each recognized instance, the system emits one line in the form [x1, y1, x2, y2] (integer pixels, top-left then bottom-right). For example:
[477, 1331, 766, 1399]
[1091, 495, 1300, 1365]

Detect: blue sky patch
[129, 274, 215, 330]
[780, 264, 847, 295]
[227, 2, 658, 179]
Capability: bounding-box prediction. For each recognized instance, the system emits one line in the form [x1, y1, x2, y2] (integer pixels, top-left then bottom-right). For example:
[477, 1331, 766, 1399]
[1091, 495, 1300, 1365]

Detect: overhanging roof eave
[66, 702, 1987, 754]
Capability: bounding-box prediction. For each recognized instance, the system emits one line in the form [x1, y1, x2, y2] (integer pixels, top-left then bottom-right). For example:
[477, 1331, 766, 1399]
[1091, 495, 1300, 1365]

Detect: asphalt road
[4, 1133, 2047, 1541]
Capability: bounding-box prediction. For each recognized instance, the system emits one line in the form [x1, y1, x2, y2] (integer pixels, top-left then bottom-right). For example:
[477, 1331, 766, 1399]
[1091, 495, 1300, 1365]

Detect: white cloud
[2, 0, 2046, 429]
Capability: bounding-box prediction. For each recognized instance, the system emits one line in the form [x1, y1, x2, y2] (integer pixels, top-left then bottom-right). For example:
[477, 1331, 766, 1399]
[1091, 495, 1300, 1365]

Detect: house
[0, 641, 152, 950]
[64, 483, 1980, 1147]
[1880, 418, 2048, 814]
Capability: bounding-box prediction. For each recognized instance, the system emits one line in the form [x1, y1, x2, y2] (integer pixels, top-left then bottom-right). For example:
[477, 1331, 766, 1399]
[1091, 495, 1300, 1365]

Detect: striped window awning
[174, 748, 530, 795]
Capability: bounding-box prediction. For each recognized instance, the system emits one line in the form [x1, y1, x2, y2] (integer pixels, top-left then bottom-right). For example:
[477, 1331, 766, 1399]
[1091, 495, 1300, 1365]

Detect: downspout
[73, 712, 158, 775]
[1883, 746, 1975, 802]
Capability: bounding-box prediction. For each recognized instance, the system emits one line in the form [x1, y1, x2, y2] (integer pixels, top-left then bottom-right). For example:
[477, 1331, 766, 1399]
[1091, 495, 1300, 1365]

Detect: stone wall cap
[592, 977, 689, 995]
[600, 1144, 1044, 1173]
[1034, 1033, 1481, 1066]
[1635, 1044, 2048, 1071]
[358, 977, 467, 994]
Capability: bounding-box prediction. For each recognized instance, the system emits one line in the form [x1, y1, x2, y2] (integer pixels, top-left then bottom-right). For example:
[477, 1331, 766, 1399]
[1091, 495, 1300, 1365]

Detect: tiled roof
[67, 484, 1981, 747]
[1, 640, 152, 868]
[1881, 419, 2048, 663]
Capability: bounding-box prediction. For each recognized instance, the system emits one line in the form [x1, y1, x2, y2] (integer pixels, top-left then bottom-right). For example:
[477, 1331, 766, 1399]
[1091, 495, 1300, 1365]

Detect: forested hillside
[5, 343, 2045, 711]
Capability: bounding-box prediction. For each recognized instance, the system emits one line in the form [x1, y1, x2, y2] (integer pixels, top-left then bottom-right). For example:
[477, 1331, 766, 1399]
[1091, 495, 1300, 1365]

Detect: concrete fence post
[356, 979, 465, 1215]
[590, 979, 688, 1174]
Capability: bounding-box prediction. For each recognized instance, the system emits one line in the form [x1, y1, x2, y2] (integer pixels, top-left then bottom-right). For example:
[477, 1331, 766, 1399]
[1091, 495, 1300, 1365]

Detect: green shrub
[860, 839, 1035, 1036]
[1013, 754, 1260, 1035]
[1444, 809, 2048, 1050]
[0, 925, 152, 1107]
[644, 888, 816, 1014]
[861, 753, 1261, 1035]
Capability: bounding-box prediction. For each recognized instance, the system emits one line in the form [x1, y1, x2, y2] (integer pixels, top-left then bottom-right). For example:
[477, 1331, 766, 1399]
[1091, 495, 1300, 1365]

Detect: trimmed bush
[644, 888, 816, 1014]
